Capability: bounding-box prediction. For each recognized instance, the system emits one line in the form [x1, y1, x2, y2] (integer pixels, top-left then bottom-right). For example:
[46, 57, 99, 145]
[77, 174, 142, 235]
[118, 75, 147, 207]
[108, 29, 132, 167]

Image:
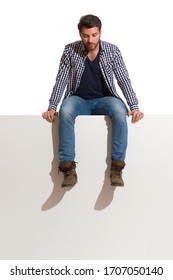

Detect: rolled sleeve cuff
[129, 104, 139, 111]
[48, 104, 57, 111]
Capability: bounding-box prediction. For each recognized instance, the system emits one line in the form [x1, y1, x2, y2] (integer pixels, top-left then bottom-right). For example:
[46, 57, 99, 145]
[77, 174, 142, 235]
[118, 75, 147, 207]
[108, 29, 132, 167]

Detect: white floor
[0, 115, 173, 260]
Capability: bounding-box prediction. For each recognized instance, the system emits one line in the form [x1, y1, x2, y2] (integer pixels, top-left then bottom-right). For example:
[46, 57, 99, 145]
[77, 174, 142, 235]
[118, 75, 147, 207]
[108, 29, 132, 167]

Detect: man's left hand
[128, 110, 144, 123]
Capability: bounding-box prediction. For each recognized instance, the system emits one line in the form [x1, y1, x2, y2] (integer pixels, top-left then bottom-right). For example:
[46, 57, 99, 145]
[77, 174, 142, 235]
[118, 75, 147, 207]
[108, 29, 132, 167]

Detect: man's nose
[88, 36, 93, 43]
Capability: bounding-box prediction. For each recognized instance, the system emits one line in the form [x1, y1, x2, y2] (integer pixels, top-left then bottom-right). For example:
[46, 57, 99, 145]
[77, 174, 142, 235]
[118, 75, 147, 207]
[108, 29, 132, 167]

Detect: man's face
[80, 27, 101, 52]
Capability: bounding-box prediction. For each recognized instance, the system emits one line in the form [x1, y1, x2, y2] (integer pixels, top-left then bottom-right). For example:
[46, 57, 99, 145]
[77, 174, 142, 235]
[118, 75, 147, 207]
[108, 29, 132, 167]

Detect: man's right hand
[42, 110, 57, 123]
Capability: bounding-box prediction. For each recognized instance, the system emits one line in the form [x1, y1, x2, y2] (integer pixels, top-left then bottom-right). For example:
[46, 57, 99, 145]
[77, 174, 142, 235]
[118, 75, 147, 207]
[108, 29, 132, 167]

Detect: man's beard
[84, 40, 100, 52]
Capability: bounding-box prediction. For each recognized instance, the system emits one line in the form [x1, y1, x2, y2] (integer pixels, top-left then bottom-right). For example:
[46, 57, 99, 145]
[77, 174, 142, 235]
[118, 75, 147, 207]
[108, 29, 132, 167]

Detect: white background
[1, 1, 173, 276]
[0, 0, 173, 115]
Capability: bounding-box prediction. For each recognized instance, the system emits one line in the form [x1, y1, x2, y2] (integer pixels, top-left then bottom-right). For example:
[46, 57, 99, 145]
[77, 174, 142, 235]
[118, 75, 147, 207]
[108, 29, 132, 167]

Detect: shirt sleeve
[113, 46, 139, 111]
[48, 46, 71, 111]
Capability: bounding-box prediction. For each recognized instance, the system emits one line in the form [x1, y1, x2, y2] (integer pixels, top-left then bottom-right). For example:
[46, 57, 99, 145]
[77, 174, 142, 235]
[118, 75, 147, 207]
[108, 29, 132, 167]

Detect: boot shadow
[41, 115, 117, 211]
[94, 116, 117, 210]
[41, 116, 73, 211]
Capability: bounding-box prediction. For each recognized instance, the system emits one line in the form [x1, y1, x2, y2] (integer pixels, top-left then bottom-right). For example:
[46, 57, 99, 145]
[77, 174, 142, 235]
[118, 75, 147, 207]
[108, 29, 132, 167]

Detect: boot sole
[111, 182, 124, 187]
[61, 184, 76, 188]
[61, 180, 78, 188]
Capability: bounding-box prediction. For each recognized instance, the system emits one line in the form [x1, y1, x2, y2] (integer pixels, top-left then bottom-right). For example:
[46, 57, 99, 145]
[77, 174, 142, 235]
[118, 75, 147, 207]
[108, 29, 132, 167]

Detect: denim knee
[111, 107, 127, 122]
[59, 103, 76, 120]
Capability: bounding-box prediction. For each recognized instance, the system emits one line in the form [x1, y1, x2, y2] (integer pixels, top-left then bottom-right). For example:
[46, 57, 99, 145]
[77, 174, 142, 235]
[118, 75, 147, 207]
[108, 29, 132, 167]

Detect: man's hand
[42, 110, 58, 123]
[128, 110, 144, 123]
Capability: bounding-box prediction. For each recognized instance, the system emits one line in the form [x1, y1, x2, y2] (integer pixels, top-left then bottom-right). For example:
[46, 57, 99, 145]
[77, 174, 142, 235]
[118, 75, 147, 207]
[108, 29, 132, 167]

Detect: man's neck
[87, 45, 100, 61]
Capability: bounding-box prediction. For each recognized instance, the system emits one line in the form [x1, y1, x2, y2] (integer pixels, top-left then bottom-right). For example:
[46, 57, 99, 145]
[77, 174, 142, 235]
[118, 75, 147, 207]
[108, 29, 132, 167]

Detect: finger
[133, 113, 143, 123]
[51, 112, 57, 122]
[132, 116, 137, 123]
[48, 114, 54, 123]
[43, 113, 52, 123]
[136, 113, 143, 122]
[128, 111, 132, 117]
[132, 113, 139, 123]
[141, 112, 144, 119]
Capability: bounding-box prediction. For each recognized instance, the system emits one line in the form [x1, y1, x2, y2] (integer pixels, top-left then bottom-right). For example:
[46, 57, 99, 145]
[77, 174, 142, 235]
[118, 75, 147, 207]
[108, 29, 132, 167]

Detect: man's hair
[77, 14, 102, 32]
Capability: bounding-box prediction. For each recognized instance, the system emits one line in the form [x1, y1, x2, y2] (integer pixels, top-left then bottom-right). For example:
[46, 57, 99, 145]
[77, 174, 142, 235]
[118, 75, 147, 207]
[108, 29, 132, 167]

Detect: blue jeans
[58, 96, 128, 162]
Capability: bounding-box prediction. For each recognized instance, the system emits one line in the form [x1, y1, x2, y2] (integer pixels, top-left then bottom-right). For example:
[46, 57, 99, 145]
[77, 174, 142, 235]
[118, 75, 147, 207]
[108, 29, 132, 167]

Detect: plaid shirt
[48, 40, 139, 112]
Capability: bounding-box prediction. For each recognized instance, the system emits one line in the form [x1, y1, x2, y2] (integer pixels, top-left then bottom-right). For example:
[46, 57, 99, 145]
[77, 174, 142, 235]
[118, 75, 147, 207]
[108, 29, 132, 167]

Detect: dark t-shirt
[74, 54, 112, 99]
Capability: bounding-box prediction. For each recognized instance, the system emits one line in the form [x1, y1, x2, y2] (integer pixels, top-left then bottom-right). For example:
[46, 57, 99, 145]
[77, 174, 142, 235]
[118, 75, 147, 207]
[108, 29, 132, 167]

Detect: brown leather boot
[58, 161, 78, 187]
[110, 160, 125, 186]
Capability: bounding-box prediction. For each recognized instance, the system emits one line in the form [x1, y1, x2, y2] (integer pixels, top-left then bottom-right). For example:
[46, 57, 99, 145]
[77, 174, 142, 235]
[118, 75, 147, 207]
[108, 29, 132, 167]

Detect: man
[42, 14, 144, 188]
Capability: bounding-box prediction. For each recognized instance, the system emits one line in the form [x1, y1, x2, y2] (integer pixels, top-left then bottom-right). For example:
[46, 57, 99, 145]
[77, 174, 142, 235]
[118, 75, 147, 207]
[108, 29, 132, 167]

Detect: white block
[0, 115, 173, 260]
